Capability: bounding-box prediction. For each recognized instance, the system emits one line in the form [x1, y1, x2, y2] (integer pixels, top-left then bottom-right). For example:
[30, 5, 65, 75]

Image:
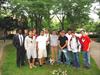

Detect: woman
[50, 30, 58, 64]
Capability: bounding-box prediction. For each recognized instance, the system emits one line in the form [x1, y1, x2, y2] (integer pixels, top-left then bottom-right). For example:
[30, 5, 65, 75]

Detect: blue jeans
[68, 51, 73, 64]
[72, 52, 80, 68]
[57, 48, 70, 65]
[82, 51, 90, 67]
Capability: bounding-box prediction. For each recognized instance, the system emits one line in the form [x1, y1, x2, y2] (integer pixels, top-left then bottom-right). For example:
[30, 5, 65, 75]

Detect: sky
[89, 2, 100, 22]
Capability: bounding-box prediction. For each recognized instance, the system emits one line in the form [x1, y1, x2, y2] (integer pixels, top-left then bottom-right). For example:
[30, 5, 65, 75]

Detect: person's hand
[78, 48, 81, 52]
[87, 47, 90, 52]
[60, 47, 63, 50]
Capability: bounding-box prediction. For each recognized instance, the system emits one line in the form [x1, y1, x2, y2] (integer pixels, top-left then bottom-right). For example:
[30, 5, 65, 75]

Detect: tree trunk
[34, 14, 43, 34]
[56, 14, 65, 30]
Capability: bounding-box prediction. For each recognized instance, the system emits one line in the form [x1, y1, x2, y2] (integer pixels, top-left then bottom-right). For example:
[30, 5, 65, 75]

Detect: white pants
[38, 48, 47, 59]
[26, 48, 37, 59]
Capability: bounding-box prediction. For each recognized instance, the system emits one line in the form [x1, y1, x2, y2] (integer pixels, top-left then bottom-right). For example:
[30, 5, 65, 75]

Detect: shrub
[88, 34, 100, 38]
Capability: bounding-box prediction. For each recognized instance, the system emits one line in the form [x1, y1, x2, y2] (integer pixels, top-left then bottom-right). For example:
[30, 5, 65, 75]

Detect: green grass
[1, 44, 100, 75]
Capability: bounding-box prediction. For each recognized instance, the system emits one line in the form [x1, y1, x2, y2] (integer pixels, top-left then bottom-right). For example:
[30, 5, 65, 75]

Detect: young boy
[58, 30, 70, 65]
[24, 30, 37, 69]
[36, 30, 48, 66]
[80, 30, 91, 69]
[70, 31, 81, 68]
[66, 29, 72, 64]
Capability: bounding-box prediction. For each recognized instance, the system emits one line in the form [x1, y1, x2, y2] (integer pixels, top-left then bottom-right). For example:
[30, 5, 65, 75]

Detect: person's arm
[78, 40, 81, 52]
[13, 35, 16, 47]
[36, 42, 39, 51]
[69, 40, 72, 50]
[87, 42, 90, 52]
[87, 36, 91, 52]
[13, 35, 18, 48]
[61, 40, 68, 49]
[24, 37, 28, 51]
[36, 37, 39, 51]
[58, 40, 62, 49]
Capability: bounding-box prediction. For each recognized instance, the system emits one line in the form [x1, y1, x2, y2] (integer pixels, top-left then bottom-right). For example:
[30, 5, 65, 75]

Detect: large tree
[52, 0, 94, 30]
[0, 0, 95, 31]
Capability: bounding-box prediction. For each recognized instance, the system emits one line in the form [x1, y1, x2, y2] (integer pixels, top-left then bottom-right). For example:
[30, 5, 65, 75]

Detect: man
[70, 31, 81, 68]
[44, 29, 50, 58]
[36, 30, 48, 66]
[13, 29, 25, 68]
[58, 30, 70, 65]
[24, 30, 37, 69]
[80, 30, 91, 69]
[66, 29, 72, 64]
[66, 29, 72, 51]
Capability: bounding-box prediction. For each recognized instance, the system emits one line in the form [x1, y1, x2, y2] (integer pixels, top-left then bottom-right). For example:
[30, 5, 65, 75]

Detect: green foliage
[82, 22, 96, 32]
[0, 0, 98, 31]
[88, 34, 100, 38]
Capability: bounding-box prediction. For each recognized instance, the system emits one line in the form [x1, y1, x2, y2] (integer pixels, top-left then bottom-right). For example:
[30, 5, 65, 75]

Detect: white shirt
[70, 37, 81, 53]
[18, 34, 23, 46]
[24, 36, 36, 50]
[50, 34, 58, 46]
[36, 35, 47, 49]
[66, 33, 72, 51]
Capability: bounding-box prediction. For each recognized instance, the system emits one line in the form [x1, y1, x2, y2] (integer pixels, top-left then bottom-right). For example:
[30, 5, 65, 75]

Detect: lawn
[1, 44, 100, 75]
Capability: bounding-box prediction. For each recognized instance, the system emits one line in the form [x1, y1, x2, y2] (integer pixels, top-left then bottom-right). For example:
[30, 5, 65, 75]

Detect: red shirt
[79, 35, 91, 52]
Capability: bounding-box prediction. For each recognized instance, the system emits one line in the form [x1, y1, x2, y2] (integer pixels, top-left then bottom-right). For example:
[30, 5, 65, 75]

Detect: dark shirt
[58, 36, 68, 49]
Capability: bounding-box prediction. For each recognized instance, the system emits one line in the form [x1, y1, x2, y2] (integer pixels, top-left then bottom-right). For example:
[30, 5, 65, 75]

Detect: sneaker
[84, 65, 90, 69]
[29, 65, 32, 69]
[32, 65, 37, 68]
[39, 65, 42, 67]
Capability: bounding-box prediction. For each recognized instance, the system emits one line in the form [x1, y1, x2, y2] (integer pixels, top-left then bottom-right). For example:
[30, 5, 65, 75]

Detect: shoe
[84, 65, 90, 69]
[39, 65, 42, 67]
[29, 65, 32, 69]
[32, 65, 37, 68]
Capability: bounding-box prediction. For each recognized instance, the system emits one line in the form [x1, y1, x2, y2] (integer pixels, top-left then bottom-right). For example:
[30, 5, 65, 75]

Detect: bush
[6, 34, 14, 39]
[96, 38, 100, 42]
[88, 34, 100, 38]
[89, 34, 100, 42]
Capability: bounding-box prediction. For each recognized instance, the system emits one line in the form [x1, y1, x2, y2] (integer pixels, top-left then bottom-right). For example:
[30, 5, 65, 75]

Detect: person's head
[32, 28, 36, 35]
[60, 30, 65, 37]
[80, 30, 86, 36]
[44, 29, 49, 34]
[40, 30, 44, 36]
[28, 29, 33, 37]
[24, 29, 28, 35]
[67, 29, 72, 35]
[18, 29, 22, 34]
[52, 30, 57, 35]
[71, 31, 76, 37]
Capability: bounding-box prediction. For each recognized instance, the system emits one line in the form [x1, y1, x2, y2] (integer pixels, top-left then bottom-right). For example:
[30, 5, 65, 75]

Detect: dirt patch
[90, 41, 100, 69]
[0, 40, 12, 75]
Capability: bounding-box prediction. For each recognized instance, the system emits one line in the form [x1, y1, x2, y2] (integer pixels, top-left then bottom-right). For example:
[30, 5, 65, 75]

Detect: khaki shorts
[38, 48, 47, 59]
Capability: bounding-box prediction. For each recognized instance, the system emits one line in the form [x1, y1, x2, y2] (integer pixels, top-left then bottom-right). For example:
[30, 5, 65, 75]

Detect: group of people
[13, 28, 91, 69]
